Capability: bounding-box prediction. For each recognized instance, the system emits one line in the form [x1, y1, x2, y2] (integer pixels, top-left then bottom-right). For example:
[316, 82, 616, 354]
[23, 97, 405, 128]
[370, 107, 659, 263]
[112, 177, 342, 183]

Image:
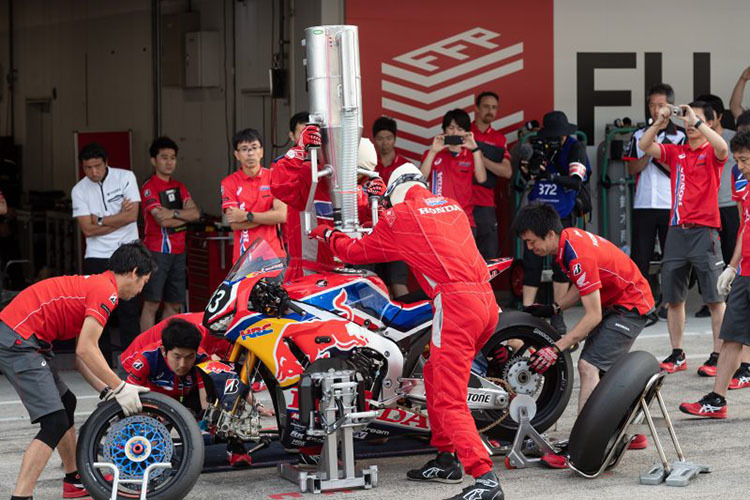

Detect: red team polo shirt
[731, 170, 750, 276]
[659, 142, 726, 228]
[470, 123, 510, 208]
[421, 148, 477, 226]
[141, 175, 191, 254]
[221, 167, 285, 262]
[556, 228, 654, 315]
[0, 272, 119, 343]
[375, 152, 410, 185]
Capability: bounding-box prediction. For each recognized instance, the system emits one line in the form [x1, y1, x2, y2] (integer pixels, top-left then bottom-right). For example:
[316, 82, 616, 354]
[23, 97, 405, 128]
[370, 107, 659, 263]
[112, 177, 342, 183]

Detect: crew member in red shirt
[515, 203, 654, 418]
[680, 131, 750, 418]
[420, 108, 486, 231]
[471, 91, 512, 260]
[0, 241, 153, 499]
[310, 163, 503, 500]
[140, 136, 201, 330]
[222, 128, 287, 263]
[270, 127, 384, 281]
[372, 116, 410, 184]
[639, 101, 729, 374]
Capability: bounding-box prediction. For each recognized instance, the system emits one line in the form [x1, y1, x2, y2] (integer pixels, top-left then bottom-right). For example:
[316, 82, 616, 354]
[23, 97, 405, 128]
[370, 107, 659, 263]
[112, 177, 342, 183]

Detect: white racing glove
[717, 265, 737, 296]
[106, 381, 149, 416]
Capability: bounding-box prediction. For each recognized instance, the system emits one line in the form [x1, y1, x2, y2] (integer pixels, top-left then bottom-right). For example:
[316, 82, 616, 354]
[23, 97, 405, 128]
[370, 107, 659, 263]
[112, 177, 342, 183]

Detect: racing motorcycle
[200, 238, 573, 451]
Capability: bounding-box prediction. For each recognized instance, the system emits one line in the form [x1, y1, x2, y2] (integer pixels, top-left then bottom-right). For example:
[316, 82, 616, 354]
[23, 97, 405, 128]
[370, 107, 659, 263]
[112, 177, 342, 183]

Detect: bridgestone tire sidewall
[76, 392, 205, 500]
[567, 350, 660, 475]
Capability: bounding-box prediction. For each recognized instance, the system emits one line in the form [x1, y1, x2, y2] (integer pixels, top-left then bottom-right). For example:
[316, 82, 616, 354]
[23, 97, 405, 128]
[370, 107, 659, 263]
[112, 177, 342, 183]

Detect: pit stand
[278, 369, 379, 494]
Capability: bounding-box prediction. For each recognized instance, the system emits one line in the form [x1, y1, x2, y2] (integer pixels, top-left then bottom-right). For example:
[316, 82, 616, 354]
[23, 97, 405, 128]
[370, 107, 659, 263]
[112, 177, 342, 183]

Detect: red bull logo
[273, 321, 370, 384]
[240, 322, 274, 341]
[202, 361, 235, 375]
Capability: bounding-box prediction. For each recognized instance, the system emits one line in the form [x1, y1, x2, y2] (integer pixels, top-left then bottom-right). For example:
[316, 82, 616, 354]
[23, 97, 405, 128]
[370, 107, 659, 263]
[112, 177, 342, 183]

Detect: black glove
[523, 303, 560, 318]
[551, 174, 582, 190]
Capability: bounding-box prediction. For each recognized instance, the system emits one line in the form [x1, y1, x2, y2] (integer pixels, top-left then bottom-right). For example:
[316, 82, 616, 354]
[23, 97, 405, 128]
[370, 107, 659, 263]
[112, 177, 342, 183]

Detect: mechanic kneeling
[514, 203, 655, 450]
[121, 318, 254, 467]
[310, 161, 503, 500]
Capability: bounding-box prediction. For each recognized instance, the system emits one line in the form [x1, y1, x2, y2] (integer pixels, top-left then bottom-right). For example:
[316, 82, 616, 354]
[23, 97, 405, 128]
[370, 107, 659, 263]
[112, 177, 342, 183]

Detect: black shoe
[445, 471, 504, 500]
[657, 306, 668, 320]
[407, 452, 463, 484]
[550, 312, 566, 335]
[694, 305, 711, 318]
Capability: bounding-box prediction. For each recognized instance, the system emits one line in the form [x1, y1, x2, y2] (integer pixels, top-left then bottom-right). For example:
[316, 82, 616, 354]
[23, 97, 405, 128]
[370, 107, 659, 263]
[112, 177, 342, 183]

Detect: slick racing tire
[76, 392, 204, 500]
[476, 323, 573, 442]
[567, 351, 660, 475]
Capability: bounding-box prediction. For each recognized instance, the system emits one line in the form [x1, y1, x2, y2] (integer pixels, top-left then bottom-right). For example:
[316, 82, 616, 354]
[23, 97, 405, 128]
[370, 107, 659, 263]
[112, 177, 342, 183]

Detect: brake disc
[103, 415, 174, 480]
[503, 357, 543, 396]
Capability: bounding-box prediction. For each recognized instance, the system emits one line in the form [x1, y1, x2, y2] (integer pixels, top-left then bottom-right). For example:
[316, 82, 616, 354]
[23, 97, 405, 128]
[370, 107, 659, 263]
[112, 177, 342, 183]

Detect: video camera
[523, 137, 562, 179]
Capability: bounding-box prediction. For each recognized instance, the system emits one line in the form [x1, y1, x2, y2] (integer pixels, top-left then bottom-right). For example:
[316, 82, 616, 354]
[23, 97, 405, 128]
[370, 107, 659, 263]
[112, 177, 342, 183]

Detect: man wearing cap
[309, 163, 504, 500]
[520, 111, 591, 335]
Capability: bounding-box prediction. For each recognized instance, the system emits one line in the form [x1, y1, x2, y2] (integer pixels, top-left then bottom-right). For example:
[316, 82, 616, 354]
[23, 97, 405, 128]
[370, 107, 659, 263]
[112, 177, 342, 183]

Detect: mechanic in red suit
[310, 163, 503, 500]
[271, 126, 385, 281]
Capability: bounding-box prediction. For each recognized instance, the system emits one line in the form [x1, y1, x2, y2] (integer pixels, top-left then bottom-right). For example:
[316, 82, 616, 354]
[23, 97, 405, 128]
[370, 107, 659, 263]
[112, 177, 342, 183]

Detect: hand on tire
[107, 381, 149, 416]
[528, 346, 560, 374]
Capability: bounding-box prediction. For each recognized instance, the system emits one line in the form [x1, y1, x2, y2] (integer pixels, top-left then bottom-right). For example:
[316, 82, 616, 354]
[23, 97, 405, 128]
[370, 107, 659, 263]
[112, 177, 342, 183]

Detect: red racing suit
[271, 149, 371, 281]
[324, 185, 497, 478]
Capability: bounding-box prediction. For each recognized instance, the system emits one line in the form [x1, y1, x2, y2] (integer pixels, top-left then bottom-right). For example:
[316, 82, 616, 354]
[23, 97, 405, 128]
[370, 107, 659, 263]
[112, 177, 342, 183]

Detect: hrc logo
[239, 322, 274, 340]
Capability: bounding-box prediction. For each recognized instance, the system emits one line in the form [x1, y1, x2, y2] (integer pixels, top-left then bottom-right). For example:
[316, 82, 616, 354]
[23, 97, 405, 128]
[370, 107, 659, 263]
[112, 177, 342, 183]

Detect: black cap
[538, 111, 577, 138]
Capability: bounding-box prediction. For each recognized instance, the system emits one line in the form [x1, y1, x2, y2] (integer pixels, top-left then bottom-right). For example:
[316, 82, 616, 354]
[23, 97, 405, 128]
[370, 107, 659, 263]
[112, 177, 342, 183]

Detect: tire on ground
[567, 350, 660, 475]
[76, 391, 204, 500]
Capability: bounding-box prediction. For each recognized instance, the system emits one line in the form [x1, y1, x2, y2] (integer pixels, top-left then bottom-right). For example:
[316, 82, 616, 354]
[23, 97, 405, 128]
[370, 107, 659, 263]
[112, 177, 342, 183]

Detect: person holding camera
[519, 111, 591, 335]
[420, 109, 486, 232]
[623, 84, 686, 321]
[638, 101, 729, 374]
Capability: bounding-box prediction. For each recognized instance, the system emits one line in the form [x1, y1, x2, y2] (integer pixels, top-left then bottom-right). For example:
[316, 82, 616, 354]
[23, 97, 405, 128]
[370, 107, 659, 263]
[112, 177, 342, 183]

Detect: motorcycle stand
[503, 394, 563, 469]
[93, 462, 172, 500]
[278, 369, 379, 494]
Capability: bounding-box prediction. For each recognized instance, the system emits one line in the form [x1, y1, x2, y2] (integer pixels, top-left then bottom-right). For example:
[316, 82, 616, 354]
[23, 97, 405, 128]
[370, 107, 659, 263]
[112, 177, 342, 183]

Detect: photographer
[639, 101, 728, 375]
[519, 111, 591, 334]
[623, 84, 685, 321]
[420, 109, 486, 231]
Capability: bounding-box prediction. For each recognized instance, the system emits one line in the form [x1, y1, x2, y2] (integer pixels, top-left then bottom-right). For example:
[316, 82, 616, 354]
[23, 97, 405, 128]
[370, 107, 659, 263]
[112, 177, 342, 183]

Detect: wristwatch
[471, 146, 480, 153]
[97, 216, 104, 226]
[246, 211, 254, 223]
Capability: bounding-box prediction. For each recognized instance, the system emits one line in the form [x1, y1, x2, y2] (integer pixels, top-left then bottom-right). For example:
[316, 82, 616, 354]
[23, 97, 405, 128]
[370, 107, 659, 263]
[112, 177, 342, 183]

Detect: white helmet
[357, 138, 377, 171]
[383, 163, 427, 207]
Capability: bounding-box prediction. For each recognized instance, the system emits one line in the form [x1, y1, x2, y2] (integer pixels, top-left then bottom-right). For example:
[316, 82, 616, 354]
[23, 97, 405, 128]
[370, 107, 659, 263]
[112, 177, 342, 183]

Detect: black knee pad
[61, 390, 77, 427]
[35, 409, 69, 449]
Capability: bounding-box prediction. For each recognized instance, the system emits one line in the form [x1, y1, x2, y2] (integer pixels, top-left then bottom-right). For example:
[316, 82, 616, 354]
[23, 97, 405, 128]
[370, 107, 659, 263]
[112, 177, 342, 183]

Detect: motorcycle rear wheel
[474, 324, 573, 442]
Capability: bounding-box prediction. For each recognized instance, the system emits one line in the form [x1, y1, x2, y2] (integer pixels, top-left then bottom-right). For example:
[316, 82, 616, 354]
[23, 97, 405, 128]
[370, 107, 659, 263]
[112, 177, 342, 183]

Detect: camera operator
[518, 111, 591, 335]
[420, 109, 487, 232]
[639, 101, 729, 375]
[623, 84, 685, 322]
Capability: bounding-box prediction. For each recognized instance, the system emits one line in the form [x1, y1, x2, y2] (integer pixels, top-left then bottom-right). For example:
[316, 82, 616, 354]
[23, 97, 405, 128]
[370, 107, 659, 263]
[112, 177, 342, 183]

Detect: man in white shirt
[623, 83, 686, 319]
[72, 142, 141, 366]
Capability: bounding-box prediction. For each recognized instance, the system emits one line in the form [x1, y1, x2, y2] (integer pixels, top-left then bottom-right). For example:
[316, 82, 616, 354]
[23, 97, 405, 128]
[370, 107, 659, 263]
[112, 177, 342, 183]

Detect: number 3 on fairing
[207, 289, 228, 313]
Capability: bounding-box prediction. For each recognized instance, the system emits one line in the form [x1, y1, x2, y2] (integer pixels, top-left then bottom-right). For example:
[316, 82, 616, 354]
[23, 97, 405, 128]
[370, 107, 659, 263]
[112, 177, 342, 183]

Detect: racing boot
[445, 471, 504, 500]
[679, 392, 727, 419]
[407, 452, 464, 483]
[627, 434, 648, 450]
[62, 472, 90, 499]
[697, 352, 719, 377]
[660, 350, 686, 373]
[227, 440, 252, 467]
[729, 363, 750, 390]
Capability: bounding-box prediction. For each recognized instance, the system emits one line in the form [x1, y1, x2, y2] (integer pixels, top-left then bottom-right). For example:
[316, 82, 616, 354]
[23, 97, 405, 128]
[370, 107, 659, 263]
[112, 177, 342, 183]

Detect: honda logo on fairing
[381, 28, 525, 160]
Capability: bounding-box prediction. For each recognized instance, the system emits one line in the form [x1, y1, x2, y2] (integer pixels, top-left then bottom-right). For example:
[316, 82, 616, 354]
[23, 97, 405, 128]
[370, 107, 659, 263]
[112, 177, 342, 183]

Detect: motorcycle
[200, 238, 573, 450]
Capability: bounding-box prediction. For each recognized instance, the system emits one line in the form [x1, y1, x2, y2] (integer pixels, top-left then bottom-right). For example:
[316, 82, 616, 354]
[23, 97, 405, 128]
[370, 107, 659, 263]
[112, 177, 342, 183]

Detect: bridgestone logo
[419, 204, 462, 215]
[467, 393, 492, 404]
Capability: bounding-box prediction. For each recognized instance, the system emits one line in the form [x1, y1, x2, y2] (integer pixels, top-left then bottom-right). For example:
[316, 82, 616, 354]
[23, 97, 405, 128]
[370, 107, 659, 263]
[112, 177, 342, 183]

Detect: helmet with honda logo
[382, 163, 427, 208]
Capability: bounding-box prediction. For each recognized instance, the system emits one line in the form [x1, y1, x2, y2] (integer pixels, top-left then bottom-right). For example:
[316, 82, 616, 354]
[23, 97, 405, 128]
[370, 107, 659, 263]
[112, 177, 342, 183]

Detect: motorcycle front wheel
[76, 392, 204, 500]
